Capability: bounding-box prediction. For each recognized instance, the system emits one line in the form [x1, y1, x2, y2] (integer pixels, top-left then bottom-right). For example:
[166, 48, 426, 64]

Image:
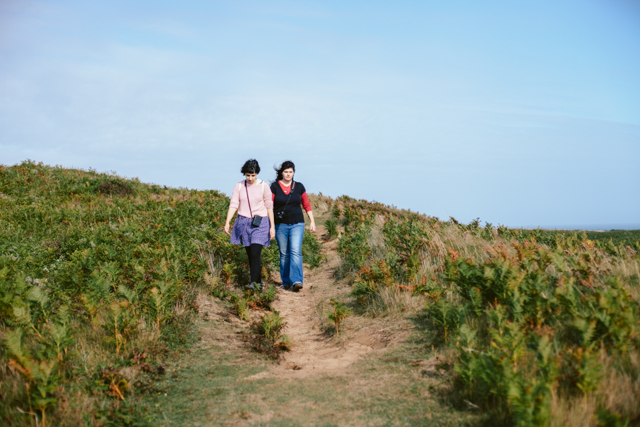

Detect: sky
[1, 0, 639, 229]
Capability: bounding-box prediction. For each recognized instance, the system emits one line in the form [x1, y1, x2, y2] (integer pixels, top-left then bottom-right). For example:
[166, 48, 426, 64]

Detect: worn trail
[146, 224, 469, 425]
[250, 235, 374, 379]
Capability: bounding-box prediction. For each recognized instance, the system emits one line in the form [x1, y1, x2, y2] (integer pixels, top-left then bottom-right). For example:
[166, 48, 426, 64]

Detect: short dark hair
[241, 159, 260, 174]
[274, 160, 295, 181]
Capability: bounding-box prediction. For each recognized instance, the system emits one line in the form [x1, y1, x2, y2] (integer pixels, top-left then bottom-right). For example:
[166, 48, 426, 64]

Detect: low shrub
[246, 311, 291, 359]
[326, 299, 352, 334]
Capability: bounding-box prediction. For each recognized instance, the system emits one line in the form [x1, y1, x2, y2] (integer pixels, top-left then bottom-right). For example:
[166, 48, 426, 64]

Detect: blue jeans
[275, 222, 305, 287]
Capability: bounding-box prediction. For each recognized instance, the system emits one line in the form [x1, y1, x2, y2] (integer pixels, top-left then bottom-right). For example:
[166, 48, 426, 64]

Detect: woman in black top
[271, 161, 315, 292]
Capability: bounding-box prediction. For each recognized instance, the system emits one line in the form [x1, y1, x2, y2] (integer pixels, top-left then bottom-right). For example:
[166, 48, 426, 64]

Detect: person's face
[282, 168, 294, 182]
[244, 172, 257, 184]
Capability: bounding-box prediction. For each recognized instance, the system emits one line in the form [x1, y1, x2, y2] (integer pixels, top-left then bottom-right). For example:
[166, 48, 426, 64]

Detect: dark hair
[241, 159, 260, 174]
[274, 160, 295, 181]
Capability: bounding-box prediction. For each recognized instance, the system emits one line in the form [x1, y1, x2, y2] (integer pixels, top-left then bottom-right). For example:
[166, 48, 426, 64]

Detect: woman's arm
[225, 183, 241, 235]
[267, 209, 276, 239]
[263, 183, 275, 239]
[224, 207, 237, 236]
[306, 210, 316, 232]
[300, 189, 315, 232]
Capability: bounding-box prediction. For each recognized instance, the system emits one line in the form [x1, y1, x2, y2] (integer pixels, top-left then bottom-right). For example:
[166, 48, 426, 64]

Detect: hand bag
[245, 180, 264, 227]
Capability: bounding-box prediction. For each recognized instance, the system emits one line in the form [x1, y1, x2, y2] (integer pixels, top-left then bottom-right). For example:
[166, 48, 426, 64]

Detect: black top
[270, 181, 307, 225]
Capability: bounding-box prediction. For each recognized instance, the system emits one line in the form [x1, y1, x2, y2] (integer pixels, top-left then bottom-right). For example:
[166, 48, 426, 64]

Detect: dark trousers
[244, 244, 264, 284]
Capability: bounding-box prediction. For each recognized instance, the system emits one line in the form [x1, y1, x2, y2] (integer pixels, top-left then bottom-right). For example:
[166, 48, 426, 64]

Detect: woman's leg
[245, 244, 263, 284]
[244, 245, 252, 273]
[275, 224, 292, 287]
[288, 223, 305, 285]
[244, 245, 254, 282]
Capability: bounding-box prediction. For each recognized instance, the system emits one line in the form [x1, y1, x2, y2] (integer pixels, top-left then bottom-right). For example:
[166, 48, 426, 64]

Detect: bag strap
[280, 180, 295, 211]
[244, 180, 253, 218]
[245, 180, 266, 218]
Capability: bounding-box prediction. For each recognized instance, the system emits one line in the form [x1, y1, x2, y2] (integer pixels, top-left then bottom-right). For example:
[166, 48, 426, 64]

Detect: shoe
[245, 282, 263, 291]
[292, 282, 303, 292]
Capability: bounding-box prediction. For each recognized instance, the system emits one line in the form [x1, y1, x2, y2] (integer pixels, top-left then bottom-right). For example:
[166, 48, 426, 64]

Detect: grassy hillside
[0, 161, 323, 426]
[327, 195, 640, 426]
[1, 161, 639, 426]
[515, 228, 640, 249]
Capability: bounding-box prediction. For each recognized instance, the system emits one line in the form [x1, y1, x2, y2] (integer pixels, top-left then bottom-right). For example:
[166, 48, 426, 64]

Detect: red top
[272, 181, 312, 212]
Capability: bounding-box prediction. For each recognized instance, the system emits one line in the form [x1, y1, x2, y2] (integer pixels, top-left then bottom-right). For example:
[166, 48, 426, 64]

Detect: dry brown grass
[550, 350, 640, 426]
[367, 219, 387, 261]
[596, 351, 640, 419]
[550, 393, 599, 427]
[366, 286, 425, 317]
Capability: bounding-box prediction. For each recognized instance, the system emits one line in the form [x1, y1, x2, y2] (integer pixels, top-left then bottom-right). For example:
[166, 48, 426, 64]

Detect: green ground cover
[0, 161, 320, 426]
[328, 195, 640, 426]
[515, 229, 640, 249]
[2, 162, 638, 426]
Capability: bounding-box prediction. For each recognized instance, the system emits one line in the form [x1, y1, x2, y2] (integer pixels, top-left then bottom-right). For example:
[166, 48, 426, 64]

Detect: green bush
[351, 260, 394, 304]
[0, 161, 242, 424]
[326, 299, 352, 334]
[324, 218, 338, 239]
[329, 191, 640, 424]
[302, 230, 325, 268]
[247, 311, 291, 359]
[446, 241, 639, 424]
[337, 224, 371, 274]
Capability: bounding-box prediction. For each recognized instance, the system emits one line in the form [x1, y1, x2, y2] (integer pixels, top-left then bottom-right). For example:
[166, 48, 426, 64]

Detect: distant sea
[522, 224, 640, 231]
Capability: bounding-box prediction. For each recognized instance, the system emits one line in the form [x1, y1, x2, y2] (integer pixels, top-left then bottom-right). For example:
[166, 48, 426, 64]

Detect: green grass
[510, 228, 640, 248]
[585, 229, 640, 246]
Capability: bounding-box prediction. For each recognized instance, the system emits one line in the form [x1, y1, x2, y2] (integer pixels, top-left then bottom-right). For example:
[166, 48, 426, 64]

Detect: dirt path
[146, 226, 476, 425]
[249, 236, 375, 379]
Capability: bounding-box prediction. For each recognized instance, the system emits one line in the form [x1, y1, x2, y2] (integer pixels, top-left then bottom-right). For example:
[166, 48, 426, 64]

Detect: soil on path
[145, 223, 476, 426]
[248, 234, 379, 379]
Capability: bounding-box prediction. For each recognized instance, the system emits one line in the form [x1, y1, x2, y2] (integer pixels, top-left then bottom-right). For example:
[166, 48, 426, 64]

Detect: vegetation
[246, 310, 291, 359]
[518, 228, 640, 248]
[326, 299, 352, 334]
[0, 161, 321, 426]
[302, 229, 325, 268]
[232, 286, 292, 359]
[329, 195, 640, 426]
[2, 161, 638, 426]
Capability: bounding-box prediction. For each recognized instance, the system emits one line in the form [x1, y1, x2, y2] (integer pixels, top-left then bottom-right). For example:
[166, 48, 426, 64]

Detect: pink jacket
[229, 180, 274, 218]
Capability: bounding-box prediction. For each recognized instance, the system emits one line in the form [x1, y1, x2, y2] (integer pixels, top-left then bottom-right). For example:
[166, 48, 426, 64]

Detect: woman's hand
[267, 209, 276, 239]
[224, 208, 237, 236]
[307, 211, 316, 233]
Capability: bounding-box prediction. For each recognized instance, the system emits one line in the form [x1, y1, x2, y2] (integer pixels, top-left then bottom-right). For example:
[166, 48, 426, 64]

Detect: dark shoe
[292, 282, 303, 292]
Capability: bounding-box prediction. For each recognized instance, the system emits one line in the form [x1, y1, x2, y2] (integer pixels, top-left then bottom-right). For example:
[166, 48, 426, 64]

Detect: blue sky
[1, 0, 639, 229]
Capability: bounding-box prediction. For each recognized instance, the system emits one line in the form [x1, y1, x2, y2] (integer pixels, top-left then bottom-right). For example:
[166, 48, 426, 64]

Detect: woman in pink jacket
[224, 159, 275, 290]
